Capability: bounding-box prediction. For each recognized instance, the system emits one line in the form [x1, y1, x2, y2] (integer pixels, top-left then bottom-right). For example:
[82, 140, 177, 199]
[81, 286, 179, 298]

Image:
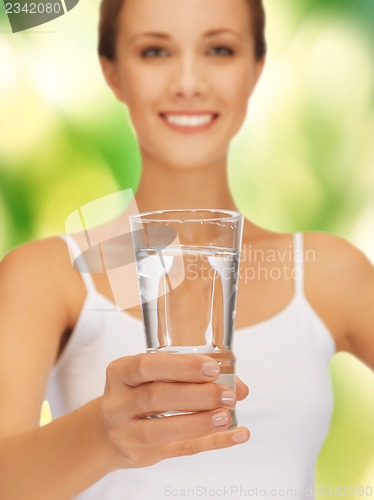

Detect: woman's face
[102, 0, 264, 170]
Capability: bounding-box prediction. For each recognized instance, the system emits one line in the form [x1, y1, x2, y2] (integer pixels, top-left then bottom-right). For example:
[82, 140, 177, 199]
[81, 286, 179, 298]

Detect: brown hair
[98, 0, 266, 62]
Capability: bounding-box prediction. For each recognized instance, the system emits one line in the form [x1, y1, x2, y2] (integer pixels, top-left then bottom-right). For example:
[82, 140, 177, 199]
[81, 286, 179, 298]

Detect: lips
[159, 112, 219, 132]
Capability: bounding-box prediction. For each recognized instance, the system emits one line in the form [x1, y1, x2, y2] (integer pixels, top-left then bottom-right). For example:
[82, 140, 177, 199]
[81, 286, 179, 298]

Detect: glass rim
[129, 208, 243, 224]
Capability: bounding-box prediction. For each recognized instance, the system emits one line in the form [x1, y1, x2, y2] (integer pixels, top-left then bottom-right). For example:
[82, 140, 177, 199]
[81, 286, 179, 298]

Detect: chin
[140, 141, 228, 172]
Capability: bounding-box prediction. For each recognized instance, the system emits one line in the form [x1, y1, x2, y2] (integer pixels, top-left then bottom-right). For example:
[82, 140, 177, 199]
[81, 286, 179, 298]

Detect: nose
[168, 54, 208, 99]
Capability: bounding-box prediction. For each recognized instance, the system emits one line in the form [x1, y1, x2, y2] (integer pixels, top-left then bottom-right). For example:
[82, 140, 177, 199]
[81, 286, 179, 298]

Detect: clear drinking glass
[129, 209, 243, 427]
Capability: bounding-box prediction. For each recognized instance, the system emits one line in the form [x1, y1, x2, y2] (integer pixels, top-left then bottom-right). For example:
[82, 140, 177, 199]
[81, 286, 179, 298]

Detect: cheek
[120, 64, 165, 112]
[214, 65, 254, 138]
[219, 64, 252, 105]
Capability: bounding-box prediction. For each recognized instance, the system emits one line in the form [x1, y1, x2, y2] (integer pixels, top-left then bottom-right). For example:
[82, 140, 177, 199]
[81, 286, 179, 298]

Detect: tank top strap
[58, 234, 97, 294]
[293, 232, 305, 297]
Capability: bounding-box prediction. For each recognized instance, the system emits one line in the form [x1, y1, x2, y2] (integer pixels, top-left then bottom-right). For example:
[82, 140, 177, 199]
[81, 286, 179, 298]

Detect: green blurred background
[0, 0, 373, 494]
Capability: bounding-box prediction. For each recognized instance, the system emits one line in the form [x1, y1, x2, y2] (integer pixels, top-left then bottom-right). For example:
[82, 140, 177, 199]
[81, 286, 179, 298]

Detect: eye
[141, 47, 169, 58]
[208, 46, 234, 57]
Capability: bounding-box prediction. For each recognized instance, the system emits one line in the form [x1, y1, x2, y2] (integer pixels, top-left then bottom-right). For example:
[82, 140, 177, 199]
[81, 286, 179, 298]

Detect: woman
[0, 0, 373, 498]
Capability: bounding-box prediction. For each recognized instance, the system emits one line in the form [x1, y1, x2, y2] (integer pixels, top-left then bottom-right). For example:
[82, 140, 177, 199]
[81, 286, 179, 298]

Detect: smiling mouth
[159, 113, 219, 130]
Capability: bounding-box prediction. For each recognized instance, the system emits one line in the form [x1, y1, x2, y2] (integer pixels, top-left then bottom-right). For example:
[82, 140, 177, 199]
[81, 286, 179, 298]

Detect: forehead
[118, 0, 251, 39]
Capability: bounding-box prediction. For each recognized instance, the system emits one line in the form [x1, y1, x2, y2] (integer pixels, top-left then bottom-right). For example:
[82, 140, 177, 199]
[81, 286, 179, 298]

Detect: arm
[0, 398, 117, 500]
[0, 238, 250, 500]
[0, 238, 116, 499]
[343, 244, 374, 370]
[305, 232, 374, 369]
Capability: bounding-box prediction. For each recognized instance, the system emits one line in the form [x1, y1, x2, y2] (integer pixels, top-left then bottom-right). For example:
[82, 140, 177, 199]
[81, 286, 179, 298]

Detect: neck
[134, 154, 238, 213]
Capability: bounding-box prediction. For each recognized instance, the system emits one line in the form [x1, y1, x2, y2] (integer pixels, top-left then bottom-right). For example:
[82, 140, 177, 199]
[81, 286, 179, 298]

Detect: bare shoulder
[1, 236, 81, 329]
[303, 232, 374, 364]
[304, 231, 369, 257]
[303, 231, 372, 281]
[244, 224, 370, 270]
[2, 236, 69, 287]
[3, 235, 68, 270]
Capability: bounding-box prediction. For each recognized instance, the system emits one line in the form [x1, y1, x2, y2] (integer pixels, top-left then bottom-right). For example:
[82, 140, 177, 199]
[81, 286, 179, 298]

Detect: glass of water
[129, 209, 243, 427]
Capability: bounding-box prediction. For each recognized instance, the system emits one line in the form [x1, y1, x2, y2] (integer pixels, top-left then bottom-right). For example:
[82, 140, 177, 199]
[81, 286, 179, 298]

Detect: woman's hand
[99, 353, 250, 469]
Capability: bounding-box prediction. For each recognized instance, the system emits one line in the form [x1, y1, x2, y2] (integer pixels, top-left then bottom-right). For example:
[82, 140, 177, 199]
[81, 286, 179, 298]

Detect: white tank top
[45, 233, 336, 500]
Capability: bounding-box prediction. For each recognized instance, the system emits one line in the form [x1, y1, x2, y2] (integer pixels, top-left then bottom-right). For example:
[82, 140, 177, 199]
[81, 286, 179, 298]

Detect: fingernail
[211, 411, 229, 427]
[232, 430, 249, 443]
[202, 361, 220, 377]
[221, 390, 236, 406]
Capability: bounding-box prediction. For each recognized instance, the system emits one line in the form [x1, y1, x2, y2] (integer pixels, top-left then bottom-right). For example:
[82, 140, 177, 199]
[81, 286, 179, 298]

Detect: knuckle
[106, 359, 119, 380]
[181, 439, 202, 456]
[105, 356, 132, 384]
[133, 353, 149, 381]
[125, 444, 155, 468]
[208, 432, 225, 449]
[144, 382, 161, 409]
[200, 382, 222, 408]
[214, 383, 224, 401]
[126, 447, 144, 468]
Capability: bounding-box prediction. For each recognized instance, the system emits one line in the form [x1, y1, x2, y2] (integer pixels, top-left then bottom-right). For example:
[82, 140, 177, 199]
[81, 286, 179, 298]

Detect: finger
[132, 381, 236, 416]
[162, 426, 250, 460]
[106, 353, 220, 387]
[236, 376, 249, 401]
[129, 408, 236, 447]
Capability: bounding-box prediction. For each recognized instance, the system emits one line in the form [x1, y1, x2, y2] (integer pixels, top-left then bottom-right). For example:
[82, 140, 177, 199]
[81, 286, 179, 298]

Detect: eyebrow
[129, 29, 240, 42]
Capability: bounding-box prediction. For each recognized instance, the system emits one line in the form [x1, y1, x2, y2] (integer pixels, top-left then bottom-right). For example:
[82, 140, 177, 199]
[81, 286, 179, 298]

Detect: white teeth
[164, 114, 215, 127]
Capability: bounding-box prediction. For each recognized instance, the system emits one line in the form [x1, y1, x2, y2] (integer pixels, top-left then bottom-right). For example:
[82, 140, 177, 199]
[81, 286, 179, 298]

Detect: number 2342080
[5, 3, 62, 14]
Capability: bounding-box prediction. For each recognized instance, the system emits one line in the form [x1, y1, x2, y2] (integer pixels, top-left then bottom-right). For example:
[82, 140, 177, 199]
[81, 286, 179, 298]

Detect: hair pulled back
[98, 0, 266, 62]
